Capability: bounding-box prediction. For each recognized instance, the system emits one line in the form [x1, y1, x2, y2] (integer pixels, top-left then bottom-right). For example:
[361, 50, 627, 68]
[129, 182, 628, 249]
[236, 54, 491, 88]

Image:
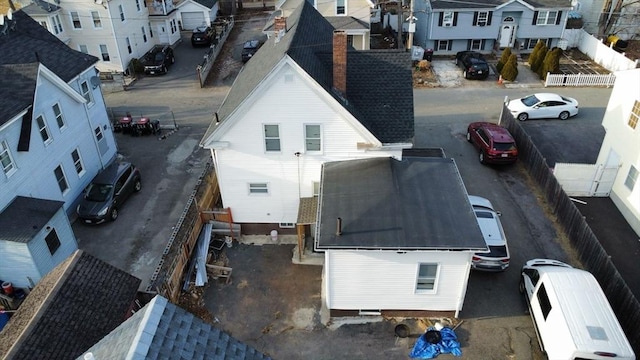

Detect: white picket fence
[545, 72, 616, 87]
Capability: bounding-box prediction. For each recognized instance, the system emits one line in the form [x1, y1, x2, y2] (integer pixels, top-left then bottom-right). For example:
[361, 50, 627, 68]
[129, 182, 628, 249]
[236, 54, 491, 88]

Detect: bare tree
[598, 0, 640, 37]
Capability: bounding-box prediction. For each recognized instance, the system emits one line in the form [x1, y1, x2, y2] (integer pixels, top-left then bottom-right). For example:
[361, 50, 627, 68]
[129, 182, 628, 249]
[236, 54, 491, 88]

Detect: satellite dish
[90, 76, 101, 89]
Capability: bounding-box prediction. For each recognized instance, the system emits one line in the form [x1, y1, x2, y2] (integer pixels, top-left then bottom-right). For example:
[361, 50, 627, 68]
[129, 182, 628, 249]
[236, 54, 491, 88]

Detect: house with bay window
[0, 10, 117, 288]
[411, 0, 573, 54]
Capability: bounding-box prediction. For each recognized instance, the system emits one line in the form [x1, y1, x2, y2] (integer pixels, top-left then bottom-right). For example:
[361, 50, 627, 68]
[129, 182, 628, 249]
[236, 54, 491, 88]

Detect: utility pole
[407, 0, 415, 51]
[397, 1, 403, 50]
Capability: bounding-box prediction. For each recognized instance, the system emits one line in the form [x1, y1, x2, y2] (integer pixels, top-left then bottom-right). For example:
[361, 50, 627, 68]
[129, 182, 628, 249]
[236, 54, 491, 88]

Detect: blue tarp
[409, 326, 462, 359]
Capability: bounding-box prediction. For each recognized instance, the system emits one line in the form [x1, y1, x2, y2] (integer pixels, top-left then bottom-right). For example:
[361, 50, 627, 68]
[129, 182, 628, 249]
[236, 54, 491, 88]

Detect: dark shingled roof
[192, 0, 218, 8]
[430, 0, 571, 10]
[20, 0, 61, 16]
[0, 250, 141, 360]
[325, 16, 369, 30]
[79, 295, 272, 360]
[0, 196, 64, 243]
[202, 0, 414, 145]
[0, 9, 98, 89]
[0, 63, 38, 127]
[316, 156, 487, 251]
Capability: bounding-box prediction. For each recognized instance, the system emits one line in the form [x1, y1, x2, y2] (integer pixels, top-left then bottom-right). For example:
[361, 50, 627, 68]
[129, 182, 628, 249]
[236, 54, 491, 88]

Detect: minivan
[76, 162, 141, 224]
[519, 259, 635, 360]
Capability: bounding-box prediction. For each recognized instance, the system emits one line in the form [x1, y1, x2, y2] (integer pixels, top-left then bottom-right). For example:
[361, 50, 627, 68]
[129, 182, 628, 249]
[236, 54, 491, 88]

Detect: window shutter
[439, 12, 443, 26]
[448, 41, 452, 51]
[556, 11, 562, 25]
[473, 12, 478, 26]
[467, 39, 471, 50]
[532, 11, 538, 25]
[481, 39, 486, 50]
[487, 11, 493, 25]
[453, 12, 458, 26]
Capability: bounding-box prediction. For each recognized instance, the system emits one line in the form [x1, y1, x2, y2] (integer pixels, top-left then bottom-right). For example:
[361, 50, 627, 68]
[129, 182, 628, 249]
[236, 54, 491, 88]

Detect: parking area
[74, 10, 631, 359]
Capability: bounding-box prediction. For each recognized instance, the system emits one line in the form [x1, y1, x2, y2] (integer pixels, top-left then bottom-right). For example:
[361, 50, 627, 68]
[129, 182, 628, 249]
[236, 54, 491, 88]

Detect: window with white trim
[264, 124, 281, 152]
[126, 37, 132, 54]
[436, 40, 451, 51]
[305, 124, 321, 152]
[625, 165, 638, 191]
[94, 126, 104, 142]
[71, 148, 85, 176]
[79, 45, 88, 54]
[135, 0, 141, 11]
[1, 140, 16, 177]
[80, 81, 93, 104]
[52, 14, 63, 34]
[71, 11, 81, 29]
[416, 263, 438, 291]
[628, 100, 639, 129]
[141, 26, 148, 42]
[476, 11, 488, 26]
[100, 44, 110, 61]
[249, 183, 269, 194]
[92, 11, 101, 28]
[119, 5, 125, 21]
[470, 39, 482, 50]
[279, 223, 295, 228]
[54, 165, 69, 194]
[336, 0, 345, 15]
[170, 19, 177, 34]
[536, 11, 558, 25]
[442, 12, 454, 26]
[36, 115, 52, 144]
[53, 103, 65, 129]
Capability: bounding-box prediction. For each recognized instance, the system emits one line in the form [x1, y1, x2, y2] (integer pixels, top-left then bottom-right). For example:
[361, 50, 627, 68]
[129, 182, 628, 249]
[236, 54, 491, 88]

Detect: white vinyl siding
[324, 250, 471, 311]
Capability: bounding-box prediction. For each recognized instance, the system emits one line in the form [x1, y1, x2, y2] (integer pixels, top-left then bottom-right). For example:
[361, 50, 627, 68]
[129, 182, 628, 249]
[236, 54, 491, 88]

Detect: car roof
[193, 26, 210, 33]
[92, 162, 132, 184]
[469, 196, 505, 246]
[473, 122, 515, 143]
[244, 40, 260, 48]
[529, 93, 563, 102]
[468, 195, 494, 211]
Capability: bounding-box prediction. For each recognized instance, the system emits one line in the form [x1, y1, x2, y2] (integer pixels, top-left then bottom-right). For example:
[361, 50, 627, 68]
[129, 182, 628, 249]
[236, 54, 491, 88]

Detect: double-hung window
[54, 165, 69, 194]
[53, 103, 65, 129]
[72, 148, 85, 176]
[625, 165, 638, 191]
[71, 11, 81, 29]
[100, 44, 110, 61]
[119, 5, 125, 21]
[416, 263, 438, 292]
[305, 125, 321, 152]
[80, 81, 93, 104]
[52, 14, 63, 34]
[264, 124, 281, 152]
[442, 12, 454, 26]
[535, 10, 559, 25]
[336, 0, 345, 15]
[92, 11, 101, 28]
[36, 115, 52, 144]
[475, 11, 490, 26]
[0, 140, 16, 177]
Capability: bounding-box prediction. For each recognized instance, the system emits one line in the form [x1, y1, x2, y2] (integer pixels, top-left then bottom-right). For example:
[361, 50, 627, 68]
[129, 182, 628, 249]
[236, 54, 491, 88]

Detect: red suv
[466, 122, 518, 164]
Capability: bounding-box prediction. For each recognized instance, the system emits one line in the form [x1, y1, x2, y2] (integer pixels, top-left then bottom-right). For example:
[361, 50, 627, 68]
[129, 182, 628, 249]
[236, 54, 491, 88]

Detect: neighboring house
[200, 0, 414, 237]
[412, 0, 573, 54]
[79, 295, 272, 360]
[594, 68, 640, 236]
[177, 0, 219, 30]
[0, 197, 78, 289]
[316, 155, 487, 317]
[0, 10, 117, 215]
[13, 0, 181, 74]
[0, 250, 141, 360]
[268, 0, 373, 49]
[574, 0, 640, 39]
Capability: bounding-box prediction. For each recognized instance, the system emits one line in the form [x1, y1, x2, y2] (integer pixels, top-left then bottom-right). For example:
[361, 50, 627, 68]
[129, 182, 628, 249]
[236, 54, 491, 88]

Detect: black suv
[141, 45, 175, 75]
[76, 162, 142, 224]
[241, 39, 262, 63]
[191, 26, 215, 47]
[455, 51, 490, 80]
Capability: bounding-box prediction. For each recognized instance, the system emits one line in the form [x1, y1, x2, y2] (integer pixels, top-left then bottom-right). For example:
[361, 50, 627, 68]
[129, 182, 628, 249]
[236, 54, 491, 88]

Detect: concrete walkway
[430, 58, 545, 89]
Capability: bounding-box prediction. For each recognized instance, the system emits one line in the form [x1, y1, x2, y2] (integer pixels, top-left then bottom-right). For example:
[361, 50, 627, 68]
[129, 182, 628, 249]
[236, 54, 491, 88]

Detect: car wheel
[466, 131, 472, 142]
[517, 113, 529, 121]
[479, 151, 486, 164]
[463, 70, 468, 79]
[109, 208, 118, 221]
[519, 278, 525, 294]
[559, 111, 570, 120]
[134, 179, 142, 192]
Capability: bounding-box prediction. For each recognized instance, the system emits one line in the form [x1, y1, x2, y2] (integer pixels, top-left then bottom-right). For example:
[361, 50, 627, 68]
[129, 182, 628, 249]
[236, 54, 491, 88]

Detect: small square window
[416, 263, 438, 291]
[45, 229, 61, 255]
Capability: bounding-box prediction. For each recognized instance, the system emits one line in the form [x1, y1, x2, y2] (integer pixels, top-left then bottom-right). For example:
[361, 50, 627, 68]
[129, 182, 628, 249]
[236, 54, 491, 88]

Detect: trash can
[424, 48, 434, 62]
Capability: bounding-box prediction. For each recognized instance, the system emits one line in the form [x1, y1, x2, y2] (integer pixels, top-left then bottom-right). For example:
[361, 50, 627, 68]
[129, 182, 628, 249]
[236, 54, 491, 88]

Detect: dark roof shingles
[0, 196, 64, 243]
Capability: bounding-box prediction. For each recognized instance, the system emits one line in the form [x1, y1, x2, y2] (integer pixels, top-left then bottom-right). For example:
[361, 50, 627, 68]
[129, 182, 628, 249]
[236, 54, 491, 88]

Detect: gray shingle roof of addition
[79, 295, 272, 360]
[0, 10, 98, 82]
[316, 156, 487, 250]
[202, 0, 413, 145]
[325, 16, 369, 30]
[0, 195, 63, 243]
[192, 0, 218, 8]
[0, 63, 38, 127]
[430, 0, 570, 10]
[20, 0, 61, 15]
[0, 250, 141, 360]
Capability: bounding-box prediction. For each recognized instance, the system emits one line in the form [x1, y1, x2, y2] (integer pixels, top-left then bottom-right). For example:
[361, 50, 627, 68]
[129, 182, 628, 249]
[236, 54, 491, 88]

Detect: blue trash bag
[409, 326, 462, 359]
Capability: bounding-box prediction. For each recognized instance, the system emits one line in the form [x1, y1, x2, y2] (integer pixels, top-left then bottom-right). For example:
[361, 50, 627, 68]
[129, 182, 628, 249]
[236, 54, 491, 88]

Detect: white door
[499, 25, 515, 48]
[181, 11, 205, 30]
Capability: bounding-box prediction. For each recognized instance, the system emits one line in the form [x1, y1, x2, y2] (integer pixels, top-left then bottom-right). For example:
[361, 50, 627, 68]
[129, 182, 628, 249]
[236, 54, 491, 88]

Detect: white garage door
[181, 12, 206, 30]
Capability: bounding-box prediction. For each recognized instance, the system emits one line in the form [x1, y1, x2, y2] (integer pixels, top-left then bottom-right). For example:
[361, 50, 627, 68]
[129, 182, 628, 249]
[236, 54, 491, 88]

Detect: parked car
[241, 39, 262, 62]
[519, 259, 635, 360]
[76, 162, 141, 224]
[507, 93, 579, 121]
[455, 51, 490, 80]
[191, 26, 214, 47]
[469, 195, 510, 271]
[466, 122, 518, 164]
[141, 45, 175, 75]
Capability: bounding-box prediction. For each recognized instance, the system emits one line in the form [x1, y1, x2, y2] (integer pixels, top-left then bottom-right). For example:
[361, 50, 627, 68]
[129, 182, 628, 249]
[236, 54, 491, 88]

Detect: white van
[519, 259, 635, 360]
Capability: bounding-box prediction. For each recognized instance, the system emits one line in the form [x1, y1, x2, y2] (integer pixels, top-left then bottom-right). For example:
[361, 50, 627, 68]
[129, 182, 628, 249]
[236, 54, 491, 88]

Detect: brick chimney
[274, 16, 287, 33]
[333, 30, 347, 96]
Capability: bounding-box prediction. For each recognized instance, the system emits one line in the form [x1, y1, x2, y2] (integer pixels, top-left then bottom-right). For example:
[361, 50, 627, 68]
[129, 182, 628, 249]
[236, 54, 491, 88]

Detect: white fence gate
[553, 163, 618, 196]
[545, 73, 616, 87]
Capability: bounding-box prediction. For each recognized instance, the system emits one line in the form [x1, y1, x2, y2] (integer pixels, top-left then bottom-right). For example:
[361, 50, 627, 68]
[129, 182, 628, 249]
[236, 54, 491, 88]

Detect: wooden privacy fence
[545, 72, 616, 87]
[499, 106, 640, 354]
[147, 163, 233, 303]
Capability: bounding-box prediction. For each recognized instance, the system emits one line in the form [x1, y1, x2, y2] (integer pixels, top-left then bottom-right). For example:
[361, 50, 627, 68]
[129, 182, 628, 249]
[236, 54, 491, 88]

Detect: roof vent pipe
[336, 217, 342, 236]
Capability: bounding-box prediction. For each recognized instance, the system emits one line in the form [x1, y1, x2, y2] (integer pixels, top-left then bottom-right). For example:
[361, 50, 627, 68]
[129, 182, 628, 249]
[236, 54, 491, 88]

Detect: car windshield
[521, 95, 540, 107]
[493, 142, 516, 151]
[154, 53, 165, 61]
[244, 41, 257, 49]
[85, 183, 113, 202]
[472, 64, 489, 71]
